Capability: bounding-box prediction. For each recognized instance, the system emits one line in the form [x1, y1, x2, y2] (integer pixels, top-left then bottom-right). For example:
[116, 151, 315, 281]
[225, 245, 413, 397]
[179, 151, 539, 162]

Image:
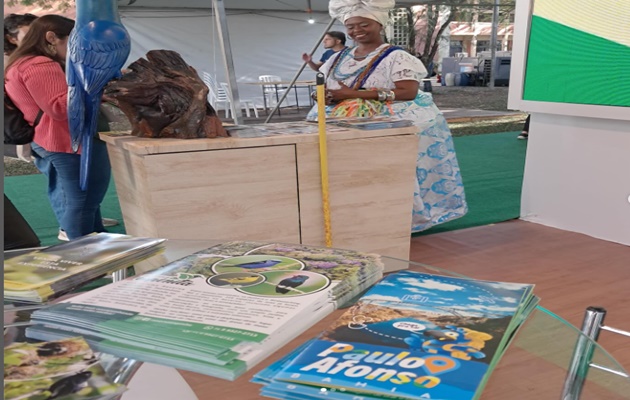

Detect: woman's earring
[47, 42, 57, 56]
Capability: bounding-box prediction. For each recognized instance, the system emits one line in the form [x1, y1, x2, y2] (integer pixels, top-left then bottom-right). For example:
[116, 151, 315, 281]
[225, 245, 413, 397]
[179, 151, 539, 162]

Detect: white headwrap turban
[329, 0, 395, 26]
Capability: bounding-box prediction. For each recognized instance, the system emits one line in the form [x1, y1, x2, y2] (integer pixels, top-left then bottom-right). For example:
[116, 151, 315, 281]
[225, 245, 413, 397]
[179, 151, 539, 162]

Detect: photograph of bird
[45, 370, 92, 400]
[36, 342, 67, 357]
[275, 274, 309, 294]
[67, 0, 131, 190]
[232, 259, 283, 270]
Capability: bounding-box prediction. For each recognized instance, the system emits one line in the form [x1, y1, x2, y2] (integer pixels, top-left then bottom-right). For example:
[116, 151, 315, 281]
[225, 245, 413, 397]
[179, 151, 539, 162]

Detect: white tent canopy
[7, 0, 423, 119]
[7, 0, 423, 118]
[119, 6, 344, 115]
[116, 0, 422, 119]
[119, 0, 422, 12]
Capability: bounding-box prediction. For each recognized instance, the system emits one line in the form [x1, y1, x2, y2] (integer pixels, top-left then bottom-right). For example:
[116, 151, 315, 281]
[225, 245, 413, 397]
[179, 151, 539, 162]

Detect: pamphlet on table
[4, 233, 166, 303]
[253, 270, 538, 400]
[225, 121, 349, 138]
[4, 336, 125, 400]
[327, 116, 414, 130]
[26, 241, 385, 380]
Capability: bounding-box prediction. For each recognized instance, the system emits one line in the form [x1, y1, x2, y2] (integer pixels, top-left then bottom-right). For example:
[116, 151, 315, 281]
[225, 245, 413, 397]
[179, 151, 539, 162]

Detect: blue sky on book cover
[271, 271, 533, 399]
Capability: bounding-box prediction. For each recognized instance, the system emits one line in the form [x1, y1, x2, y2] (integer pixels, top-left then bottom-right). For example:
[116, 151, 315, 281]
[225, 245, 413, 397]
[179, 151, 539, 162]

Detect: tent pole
[213, 0, 242, 124]
[264, 17, 337, 124]
[488, 0, 499, 88]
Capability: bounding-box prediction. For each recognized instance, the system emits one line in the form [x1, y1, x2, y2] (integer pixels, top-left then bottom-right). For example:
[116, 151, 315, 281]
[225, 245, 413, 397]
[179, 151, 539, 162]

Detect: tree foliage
[5, 0, 74, 11]
[405, 0, 515, 73]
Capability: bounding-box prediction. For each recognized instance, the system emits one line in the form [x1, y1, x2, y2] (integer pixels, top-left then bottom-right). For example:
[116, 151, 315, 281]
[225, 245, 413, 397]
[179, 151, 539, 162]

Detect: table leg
[294, 86, 300, 111]
[275, 84, 281, 116]
[308, 85, 315, 107]
[261, 85, 268, 116]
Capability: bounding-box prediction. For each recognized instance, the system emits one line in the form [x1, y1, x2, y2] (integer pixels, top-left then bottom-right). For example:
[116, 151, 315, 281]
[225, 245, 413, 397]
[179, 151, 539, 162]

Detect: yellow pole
[316, 72, 332, 247]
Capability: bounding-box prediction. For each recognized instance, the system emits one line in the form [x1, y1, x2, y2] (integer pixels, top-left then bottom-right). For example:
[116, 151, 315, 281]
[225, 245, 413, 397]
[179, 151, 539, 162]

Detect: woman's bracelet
[377, 89, 395, 102]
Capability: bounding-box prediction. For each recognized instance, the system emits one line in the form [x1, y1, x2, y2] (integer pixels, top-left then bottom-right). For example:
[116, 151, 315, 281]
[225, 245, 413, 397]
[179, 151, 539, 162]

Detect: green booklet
[27, 241, 385, 380]
[4, 233, 166, 303]
[4, 337, 125, 400]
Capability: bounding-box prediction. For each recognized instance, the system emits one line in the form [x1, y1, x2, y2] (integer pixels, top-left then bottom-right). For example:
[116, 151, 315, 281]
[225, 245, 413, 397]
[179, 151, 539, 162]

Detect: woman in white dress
[306, 0, 468, 233]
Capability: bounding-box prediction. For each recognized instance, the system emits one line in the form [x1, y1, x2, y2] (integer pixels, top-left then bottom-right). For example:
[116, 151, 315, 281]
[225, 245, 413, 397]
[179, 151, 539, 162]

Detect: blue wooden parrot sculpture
[67, 0, 131, 190]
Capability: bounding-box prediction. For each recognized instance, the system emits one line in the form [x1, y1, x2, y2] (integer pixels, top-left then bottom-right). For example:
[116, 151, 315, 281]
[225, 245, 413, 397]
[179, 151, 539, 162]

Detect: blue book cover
[262, 380, 389, 400]
[268, 271, 534, 400]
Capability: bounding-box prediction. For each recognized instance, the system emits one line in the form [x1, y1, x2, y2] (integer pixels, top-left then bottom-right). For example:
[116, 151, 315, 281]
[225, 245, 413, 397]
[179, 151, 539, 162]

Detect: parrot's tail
[79, 94, 104, 191]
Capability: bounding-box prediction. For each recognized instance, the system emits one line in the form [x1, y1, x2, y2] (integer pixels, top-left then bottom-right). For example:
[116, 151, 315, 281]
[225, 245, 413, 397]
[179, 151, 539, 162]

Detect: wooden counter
[100, 125, 418, 261]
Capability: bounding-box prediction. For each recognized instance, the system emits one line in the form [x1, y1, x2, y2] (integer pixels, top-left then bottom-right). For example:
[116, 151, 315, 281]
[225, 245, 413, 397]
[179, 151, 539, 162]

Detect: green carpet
[4, 177, 126, 247]
[4, 131, 527, 245]
[417, 131, 527, 236]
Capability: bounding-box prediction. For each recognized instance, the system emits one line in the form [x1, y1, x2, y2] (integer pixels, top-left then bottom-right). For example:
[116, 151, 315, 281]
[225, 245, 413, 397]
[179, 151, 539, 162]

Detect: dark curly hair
[6, 15, 75, 72]
[4, 13, 39, 56]
[326, 31, 346, 46]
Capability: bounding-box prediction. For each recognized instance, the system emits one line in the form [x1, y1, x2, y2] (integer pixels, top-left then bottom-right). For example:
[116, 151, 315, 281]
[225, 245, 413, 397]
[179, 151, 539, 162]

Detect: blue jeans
[31, 139, 111, 240]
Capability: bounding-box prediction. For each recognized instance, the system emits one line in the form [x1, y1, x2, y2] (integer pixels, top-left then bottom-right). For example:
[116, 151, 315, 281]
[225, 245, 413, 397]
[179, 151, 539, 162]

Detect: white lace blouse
[320, 44, 427, 90]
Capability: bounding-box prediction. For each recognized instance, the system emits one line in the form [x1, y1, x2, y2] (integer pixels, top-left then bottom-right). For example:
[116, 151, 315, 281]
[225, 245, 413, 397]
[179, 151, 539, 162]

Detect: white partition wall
[520, 114, 630, 245]
[509, 0, 630, 245]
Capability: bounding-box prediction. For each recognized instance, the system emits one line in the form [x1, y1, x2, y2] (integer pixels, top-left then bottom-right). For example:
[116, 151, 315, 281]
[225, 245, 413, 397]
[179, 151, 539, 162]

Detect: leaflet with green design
[27, 241, 384, 380]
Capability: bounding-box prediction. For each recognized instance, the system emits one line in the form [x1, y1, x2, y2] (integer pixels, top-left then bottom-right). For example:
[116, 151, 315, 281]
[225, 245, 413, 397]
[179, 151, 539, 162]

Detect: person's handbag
[4, 89, 43, 145]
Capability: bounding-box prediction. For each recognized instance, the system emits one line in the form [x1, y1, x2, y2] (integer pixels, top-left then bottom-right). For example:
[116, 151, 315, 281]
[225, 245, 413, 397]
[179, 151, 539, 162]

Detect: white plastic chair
[202, 72, 259, 118]
[202, 71, 230, 117]
[219, 82, 259, 118]
[258, 75, 289, 108]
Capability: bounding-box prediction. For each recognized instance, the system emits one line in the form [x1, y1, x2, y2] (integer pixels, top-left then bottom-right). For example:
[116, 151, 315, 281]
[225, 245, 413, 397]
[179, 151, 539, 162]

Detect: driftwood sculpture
[104, 49, 227, 138]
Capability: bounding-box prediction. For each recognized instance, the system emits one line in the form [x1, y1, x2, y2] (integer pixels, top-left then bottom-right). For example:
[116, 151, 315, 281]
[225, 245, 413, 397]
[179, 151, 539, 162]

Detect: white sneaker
[102, 218, 119, 227]
[58, 229, 69, 241]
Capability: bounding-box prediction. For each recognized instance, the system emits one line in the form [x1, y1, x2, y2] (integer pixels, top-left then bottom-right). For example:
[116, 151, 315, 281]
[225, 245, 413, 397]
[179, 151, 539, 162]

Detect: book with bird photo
[254, 270, 538, 400]
[4, 233, 166, 303]
[25, 241, 386, 380]
[4, 337, 125, 400]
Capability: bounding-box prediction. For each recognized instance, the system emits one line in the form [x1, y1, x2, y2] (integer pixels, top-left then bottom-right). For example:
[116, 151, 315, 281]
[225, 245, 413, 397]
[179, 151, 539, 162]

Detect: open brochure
[4, 337, 125, 400]
[254, 270, 537, 400]
[4, 233, 166, 303]
[26, 241, 385, 380]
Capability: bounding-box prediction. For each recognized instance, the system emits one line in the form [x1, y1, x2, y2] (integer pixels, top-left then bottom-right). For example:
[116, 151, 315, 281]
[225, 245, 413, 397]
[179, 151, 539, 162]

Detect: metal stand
[112, 268, 128, 282]
[561, 306, 630, 399]
[264, 17, 337, 123]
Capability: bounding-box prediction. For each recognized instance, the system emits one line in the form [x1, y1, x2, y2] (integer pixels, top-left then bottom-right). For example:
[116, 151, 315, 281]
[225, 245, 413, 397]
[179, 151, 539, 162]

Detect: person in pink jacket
[5, 15, 114, 241]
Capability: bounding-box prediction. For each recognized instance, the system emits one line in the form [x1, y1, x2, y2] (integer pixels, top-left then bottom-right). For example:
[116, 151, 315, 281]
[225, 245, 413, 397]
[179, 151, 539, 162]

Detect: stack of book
[4, 337, 126, 400]
[4, 233, 166, 303]
[327, 116, 414, 130]
[25, 241, 385, 381]
[253, 270, 538, 400]
[225, 121, 349, 138]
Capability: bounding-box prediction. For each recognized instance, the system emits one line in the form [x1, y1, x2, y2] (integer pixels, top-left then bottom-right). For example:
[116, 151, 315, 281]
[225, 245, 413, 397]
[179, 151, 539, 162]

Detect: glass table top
[4, 240, 629, 399]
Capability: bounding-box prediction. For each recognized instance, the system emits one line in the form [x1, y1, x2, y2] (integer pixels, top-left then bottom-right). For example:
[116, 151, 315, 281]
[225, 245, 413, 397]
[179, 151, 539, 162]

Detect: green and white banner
[523, 0, 630, 107]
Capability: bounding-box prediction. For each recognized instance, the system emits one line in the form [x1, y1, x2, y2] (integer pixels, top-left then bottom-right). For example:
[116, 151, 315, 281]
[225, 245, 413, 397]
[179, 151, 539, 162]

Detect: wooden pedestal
[100, 125, 417, 262]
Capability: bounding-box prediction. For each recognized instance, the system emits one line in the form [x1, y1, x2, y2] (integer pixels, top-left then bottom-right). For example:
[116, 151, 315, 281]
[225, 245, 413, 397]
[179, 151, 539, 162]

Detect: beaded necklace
[330, 47, 364, 81]
[329, 44, 402, 90]
[351, 46, 382, 60]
